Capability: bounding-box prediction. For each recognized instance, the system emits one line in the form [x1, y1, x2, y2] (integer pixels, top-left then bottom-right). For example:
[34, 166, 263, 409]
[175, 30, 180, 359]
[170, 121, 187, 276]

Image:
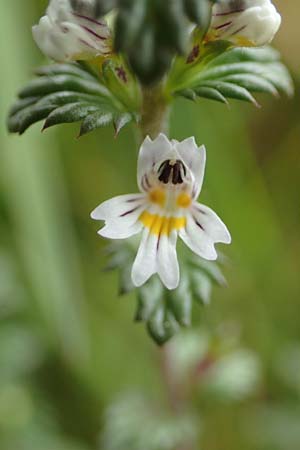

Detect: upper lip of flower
[32, 0, 111, 62]
[208, 0, 281, 47]
[91, 134, 231, 291]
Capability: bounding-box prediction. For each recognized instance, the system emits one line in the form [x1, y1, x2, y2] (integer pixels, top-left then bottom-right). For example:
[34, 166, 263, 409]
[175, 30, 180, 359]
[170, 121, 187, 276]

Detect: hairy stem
[140, 83, 169, 140]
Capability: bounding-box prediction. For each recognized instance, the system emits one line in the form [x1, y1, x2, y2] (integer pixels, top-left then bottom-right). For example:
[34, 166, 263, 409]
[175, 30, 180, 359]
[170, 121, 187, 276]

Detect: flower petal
[99, 219, 142, 239]
[91, 194, 146, 220]
[137, 133, 175, 191]
[131, 230, 158, 287]
[32, 0, 111, 61]
[179, 213, 218, 260]
[91, 194, 146, 240]
[192, 203, 231, 244]
[174, 138, 206, 198]
[157, 232, 180, 290]
[211, 0, 281, 47]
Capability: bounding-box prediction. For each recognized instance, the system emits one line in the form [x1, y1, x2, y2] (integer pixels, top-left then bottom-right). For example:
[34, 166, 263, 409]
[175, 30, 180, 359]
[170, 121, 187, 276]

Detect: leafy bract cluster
[105, 241, 226, 345]
[7, 43, 292, 137]
[8, 60, 140, 137]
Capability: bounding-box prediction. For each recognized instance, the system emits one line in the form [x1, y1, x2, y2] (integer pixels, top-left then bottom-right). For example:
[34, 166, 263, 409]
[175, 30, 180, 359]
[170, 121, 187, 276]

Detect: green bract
[166, 44, 294, 105]
[106, 241, 226, 345]
[7, 60, 141, 136]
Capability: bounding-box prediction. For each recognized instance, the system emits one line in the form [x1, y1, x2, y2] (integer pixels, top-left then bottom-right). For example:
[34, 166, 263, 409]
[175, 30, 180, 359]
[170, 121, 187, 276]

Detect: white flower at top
[91, 134, 231, 290]
[208, 0, 281, 47]
[32, 0, 111, 62]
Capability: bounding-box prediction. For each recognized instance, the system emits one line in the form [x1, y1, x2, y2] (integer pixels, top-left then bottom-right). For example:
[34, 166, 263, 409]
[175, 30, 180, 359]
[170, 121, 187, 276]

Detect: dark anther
[158, 160, 185, 185]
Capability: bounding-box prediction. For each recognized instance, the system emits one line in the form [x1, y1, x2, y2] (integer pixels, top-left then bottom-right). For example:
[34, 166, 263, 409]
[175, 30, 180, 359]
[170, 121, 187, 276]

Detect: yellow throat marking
[139, 211, 186, 236]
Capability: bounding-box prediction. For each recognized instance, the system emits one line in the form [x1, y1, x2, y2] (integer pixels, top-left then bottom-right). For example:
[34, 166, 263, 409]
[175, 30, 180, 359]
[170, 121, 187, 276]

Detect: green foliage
[101, 392, 198, 450]
[114, 0, 215, 85]
[167, 44, 294, 106]
[7, 61, 140, 137]
[106, 241, 226, 345]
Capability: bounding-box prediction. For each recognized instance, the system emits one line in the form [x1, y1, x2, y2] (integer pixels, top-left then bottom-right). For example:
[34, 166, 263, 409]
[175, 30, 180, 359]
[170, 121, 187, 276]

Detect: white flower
[91, 134, 231, 290]
[208, 0, 281, 47]
[32, 0, 111, 62]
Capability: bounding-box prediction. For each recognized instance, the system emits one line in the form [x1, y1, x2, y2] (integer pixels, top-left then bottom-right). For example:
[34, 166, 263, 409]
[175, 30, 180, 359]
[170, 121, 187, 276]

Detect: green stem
[140, 83, 169, 140]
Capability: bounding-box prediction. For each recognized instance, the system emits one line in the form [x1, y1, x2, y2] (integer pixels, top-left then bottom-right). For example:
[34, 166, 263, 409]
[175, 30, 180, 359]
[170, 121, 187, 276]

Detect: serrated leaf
[178, 89, 197, 101]
[79, 110, 114, 136]
[202, 81, 259, 106]
[168, 44, 293, 106]
[19, 74, 110, 99]
[135, 277, 163, 322]
[35, 91, 109, 108]
[7, 104, 56, 134]
[209, 46, 281, 66]
[191, 271, 212, 305]
[114, 112, 133, 135]
[193, 86, 228, 103]
[119, 264, 135, 295]
[8, 62, 140, 136]
[35, 63, 97, 81]
[9, 96, 40, 116]
[220, 74, 278, 96]
[190, 257, 227, 286]
[169, 273, 192, 327]
[147, 304, 179, 346]
[43, 103, 99, 130]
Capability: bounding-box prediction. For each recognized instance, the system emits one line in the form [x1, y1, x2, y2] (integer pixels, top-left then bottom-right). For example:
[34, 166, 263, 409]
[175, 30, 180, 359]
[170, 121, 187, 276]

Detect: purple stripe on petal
[120, 205, 141, 217]
[81, 25, 107, 41]
[214, 9, 245, 17]
[73, 12, 106, 27]
[214, 21, 232, 30]
[230, 24, 247, 36]
[194, 217, 205, 231]
[79, 38, 97, 49]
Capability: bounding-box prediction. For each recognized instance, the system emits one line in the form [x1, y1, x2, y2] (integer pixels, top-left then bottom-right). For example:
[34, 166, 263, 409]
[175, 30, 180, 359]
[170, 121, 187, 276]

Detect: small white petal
[157, 232, 180, 290]
[99, 220, 142, 239]
[137, 133, 176, 191]
[131, 230, 158, 287]
[91, 194, 146, 220]
[192, 204, 231, 244]
[179, 213, 218, 261]
[174, 139, 206, 198]
[32, 0, 111, 61]
[211, 0, 281, 47]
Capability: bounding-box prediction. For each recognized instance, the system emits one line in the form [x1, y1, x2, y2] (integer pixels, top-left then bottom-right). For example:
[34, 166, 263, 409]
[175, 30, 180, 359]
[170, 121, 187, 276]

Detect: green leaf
[201, 81, 259, 106]
[8, 62, 139, 136]
[147, 304, 180, 346]
[43, 103, 100, 130]
[79, 110, 114, 136]
[103, 243, 227, 346]
[219, 74, 278, 96]
[114, 112, 134, 135]
[191, 271, 212, 305]
[135, 277, 163, 322]
[167, 44, 293, 106]
[169, 272, 192, 326]
[7, 104, 56, 134]
[193, 86, 228, 104]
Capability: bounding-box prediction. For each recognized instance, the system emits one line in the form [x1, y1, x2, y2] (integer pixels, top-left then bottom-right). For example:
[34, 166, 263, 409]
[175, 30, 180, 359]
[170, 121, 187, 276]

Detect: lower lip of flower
[139, 211, 186, 236]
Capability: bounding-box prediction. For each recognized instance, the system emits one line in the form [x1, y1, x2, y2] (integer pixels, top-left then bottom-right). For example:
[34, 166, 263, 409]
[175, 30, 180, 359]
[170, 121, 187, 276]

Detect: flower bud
[208, 0, 281, 47]
[32, 0, 111, 62]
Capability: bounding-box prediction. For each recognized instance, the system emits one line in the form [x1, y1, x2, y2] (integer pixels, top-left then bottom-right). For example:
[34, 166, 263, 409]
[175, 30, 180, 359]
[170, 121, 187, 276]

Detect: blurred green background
[1, 1, 300, 449]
